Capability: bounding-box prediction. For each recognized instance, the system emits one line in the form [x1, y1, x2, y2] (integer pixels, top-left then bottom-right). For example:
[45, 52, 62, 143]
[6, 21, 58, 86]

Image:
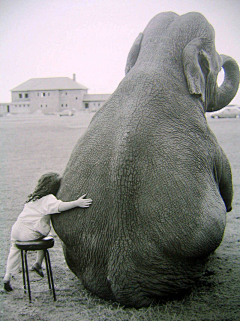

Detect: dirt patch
[0, 114, 240, 320]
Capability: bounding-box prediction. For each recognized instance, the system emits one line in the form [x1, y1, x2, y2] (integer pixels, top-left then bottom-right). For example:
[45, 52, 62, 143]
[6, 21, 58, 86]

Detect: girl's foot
[32, 263, 44, 277]
[4, 281, 13, 292]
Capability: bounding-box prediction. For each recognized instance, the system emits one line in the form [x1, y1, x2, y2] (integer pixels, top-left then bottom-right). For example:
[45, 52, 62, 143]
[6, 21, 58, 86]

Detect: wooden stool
[15, 236, 56, 302]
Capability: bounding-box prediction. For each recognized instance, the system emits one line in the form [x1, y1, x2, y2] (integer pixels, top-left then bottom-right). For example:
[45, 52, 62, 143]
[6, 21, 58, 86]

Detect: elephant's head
[52, 12, 239, 308]
[125, 12, 239, 112]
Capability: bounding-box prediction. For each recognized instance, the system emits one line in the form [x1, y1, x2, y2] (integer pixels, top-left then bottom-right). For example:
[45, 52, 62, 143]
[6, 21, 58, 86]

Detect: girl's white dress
[5, 194, 62, 276]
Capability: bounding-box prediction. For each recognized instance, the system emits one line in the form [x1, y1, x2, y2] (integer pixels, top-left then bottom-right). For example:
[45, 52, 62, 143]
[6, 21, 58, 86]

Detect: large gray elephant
[52, 12, 239, 307]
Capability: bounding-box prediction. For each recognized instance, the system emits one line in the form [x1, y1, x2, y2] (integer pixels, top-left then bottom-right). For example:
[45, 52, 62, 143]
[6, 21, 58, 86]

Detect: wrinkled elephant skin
[52, 12, 239, 307]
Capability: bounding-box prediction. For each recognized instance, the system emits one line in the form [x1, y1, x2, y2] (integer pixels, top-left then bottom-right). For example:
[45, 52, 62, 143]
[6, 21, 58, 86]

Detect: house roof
[11, 77, 88, 91]
[83, 94, 111, 102]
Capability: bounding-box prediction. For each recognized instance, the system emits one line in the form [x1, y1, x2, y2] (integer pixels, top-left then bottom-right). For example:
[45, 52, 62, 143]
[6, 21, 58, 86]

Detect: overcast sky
[0, 0, 239, 104]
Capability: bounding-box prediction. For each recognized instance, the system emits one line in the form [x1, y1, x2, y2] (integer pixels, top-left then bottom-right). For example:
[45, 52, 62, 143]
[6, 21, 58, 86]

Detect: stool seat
[15, 236, 56, 302]
[15, 236, 54, 251]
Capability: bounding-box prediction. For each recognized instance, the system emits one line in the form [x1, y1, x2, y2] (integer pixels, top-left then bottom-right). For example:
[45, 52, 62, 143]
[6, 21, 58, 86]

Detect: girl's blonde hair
[26, 172, 61, 203]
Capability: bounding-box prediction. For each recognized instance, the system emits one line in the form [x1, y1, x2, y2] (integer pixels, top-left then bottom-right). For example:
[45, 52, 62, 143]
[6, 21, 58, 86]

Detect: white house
[0, 75, 111, 114]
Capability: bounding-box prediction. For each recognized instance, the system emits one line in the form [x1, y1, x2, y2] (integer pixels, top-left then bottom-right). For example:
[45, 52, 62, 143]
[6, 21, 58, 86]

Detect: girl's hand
[76, 194, 92, 208]
[58, 194, 93, 212]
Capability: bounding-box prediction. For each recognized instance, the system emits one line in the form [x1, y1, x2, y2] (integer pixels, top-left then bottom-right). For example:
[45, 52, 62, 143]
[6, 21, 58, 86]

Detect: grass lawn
[0, 113, 239, 321]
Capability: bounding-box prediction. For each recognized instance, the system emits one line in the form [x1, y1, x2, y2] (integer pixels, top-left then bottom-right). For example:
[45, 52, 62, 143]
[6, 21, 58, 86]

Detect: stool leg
[44, 250, 51, 290]
[45, 250, 56, 301]
[24, 251, 32, 302]
[20, 250, 26, 293]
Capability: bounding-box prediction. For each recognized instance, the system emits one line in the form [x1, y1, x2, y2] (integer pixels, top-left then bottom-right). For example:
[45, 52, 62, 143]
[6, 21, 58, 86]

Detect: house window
[19, 105, 21, 107]
[65, 92, 67, 95]
[66, 104, 68, 107]
[46, 105, 47, 108]
[61, 104, 63, 107]
[85, 103, 89, 109]
[19, 94, 22, 98]
[41, 105, 43, 108]
[25, 93, 28, 98]
[23, 105, 25, 107]
[37, 93, 39, 96]
[76, 97, 78, 100]
[48, 93, 50, 96]
[43, 92, 46, 97]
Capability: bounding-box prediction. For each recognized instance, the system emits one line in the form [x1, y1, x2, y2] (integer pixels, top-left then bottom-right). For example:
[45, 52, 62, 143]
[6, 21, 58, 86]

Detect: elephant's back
[51, 89, 227, 307]
[55, 96, 226, 252]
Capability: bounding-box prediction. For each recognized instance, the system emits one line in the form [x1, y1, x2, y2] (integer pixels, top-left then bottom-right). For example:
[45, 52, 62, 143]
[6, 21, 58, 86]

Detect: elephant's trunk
[207, 55, 239, 112]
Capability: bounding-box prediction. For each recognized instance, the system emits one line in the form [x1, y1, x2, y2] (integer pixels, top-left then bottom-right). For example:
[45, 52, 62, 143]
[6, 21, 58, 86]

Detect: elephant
[52, 12, 239, 308]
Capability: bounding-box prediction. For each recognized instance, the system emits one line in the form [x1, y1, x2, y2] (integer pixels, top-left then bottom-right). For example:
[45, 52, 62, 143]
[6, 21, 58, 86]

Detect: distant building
[0, 75, 111, 114]
[0, 103, 11, 114]
[83, 94, 112, 112]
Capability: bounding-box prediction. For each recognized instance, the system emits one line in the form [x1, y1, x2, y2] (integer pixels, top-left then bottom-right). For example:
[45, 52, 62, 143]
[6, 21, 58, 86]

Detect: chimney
[73, 73, 76, 81]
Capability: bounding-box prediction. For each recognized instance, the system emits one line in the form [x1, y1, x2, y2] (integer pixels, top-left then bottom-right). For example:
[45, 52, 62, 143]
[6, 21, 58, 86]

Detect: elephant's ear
[125, 33, 143, 75]
[183, 38, 217, 105]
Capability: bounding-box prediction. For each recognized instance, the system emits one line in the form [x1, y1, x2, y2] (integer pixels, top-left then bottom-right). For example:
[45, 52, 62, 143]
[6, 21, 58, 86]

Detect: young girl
[3, 172, 92, 292]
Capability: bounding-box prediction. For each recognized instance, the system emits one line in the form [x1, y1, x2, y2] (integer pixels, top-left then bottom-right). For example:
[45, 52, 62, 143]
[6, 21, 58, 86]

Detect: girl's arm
[58, 194, 92, 212]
